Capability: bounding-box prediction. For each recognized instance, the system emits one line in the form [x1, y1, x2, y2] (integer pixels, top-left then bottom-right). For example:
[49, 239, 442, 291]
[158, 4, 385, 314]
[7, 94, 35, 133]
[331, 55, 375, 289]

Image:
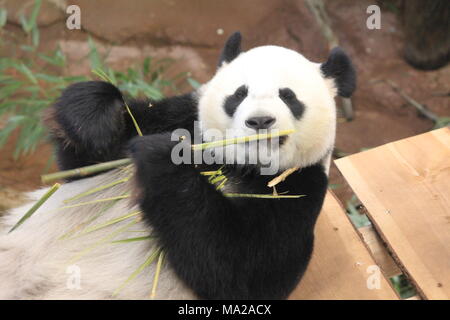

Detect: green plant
[346, 194, 371, 228]
[0, 0, 188, 158]
[390, 274, 416, 299]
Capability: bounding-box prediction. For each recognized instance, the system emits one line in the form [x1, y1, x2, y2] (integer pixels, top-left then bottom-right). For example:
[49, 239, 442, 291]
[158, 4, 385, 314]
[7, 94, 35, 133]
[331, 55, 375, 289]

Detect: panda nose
[245, 116, 276, 130]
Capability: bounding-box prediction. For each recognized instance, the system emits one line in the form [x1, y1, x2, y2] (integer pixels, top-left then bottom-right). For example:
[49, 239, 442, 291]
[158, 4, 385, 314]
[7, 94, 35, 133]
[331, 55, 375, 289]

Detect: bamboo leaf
[28, 0, 42, 31]
[88, 37, 103, 70]
[112, 235, 153, 244]
[113, 248, 162, 297]
[59, 199, 120, 240]
[224, 193, 305, 199]
[31, 27, 40, 47]
[150, 251, 165, 299]
[0, 8, 7, 28]
[68, 218, 139, 265]
[63, 176, 131, 203]
[187, 77, 201, 89]
[9, 183, 60, 233]
[80, 210, 141, 235]
[56, 194, 131, 210]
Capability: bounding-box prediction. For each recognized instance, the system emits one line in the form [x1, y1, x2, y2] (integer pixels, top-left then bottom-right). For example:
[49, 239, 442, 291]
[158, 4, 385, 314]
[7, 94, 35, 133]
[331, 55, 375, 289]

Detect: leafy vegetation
[390, 274, 416, 299]
[0, 0, 188, 158]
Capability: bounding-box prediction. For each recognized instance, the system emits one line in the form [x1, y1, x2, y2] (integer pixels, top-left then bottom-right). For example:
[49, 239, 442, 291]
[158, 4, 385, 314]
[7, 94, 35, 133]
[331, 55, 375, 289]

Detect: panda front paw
[128, 133, 183, 181]
[46, 81, 126, 153]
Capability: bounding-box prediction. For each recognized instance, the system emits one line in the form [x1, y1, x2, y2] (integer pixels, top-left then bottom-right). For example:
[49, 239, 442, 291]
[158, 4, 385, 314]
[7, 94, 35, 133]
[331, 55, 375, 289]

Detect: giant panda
[0, 32, 355, 300]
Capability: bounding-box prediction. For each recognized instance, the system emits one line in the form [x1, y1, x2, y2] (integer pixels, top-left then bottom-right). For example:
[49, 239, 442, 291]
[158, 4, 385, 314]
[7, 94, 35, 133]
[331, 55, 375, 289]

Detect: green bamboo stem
[125, 101, 143, 136]
[41, 158, 132, 183]
[56, 194, 131, 211]
[150, 250, 165, 299]
[113, 248, 162, 297]
[41, 131, 295, 183]
[58, 199, 120, 240]
[191, 129, 295, 151]
[92, 68, 143, 136]
[67, 218, 139, 265]
[224, 193, 305, 199]
[63, 176, 131, 204]
[111, 235, 153, 244]
[80, 210, 141, 235]
[9, 183, 60, 233]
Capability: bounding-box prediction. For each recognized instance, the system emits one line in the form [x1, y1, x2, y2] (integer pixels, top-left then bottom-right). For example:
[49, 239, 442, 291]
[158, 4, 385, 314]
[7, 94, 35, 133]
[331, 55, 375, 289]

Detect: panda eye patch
[233, 85, 248, 99]
[279, 88, 296, 100]
[223, 85, 248, 117]
[279, 88, 305, 119]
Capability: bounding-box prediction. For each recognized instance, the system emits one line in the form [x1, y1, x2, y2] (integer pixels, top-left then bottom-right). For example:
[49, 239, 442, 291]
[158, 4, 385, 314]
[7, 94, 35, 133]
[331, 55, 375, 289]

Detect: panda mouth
[278, 136, 288, 146]
[266, 135, 288, 146]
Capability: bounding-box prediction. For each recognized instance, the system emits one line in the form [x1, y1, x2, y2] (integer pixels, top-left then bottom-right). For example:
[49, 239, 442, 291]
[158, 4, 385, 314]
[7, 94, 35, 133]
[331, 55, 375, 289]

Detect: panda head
[197, 32, 356, 172]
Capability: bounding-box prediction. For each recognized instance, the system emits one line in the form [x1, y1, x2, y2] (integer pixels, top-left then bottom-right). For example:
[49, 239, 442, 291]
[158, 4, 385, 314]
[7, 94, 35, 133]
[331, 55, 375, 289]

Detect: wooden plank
[290, 192, 398, 300]
[358, 225, 402, 278]
[335, 127, 450, 300]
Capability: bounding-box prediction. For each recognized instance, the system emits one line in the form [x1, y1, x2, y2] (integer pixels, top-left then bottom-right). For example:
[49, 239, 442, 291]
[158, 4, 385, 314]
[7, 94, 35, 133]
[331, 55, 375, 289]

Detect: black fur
[128, 133, 327, 299]
[218, 32, 242, 67]
[320, 47, 356, 98]
[279, 88, 305, 119]
[46, 80, 328, 299]
[45, 34, 332, 299]
[223, 85, 248, 117]
[48, 81, 197, 176]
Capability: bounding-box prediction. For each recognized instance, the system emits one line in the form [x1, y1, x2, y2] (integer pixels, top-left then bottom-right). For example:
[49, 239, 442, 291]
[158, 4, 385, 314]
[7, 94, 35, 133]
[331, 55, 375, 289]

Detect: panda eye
[234, 85, 248, 99]
[279, 88, 296, 100]
[279, 88, 305, 120]
[223, 85, 248, 117]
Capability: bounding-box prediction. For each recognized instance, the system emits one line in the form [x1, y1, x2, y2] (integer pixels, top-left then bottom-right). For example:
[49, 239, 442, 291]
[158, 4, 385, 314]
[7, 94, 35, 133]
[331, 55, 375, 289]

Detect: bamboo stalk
[63, 176, 131, 203]
[56, 194, 131, 211]
[113, 248, 162, 297]
[9, 183, 60, 233]
[150, 250, 165, 299]
[267, 167, 300, 187]
[68, 218, 139, 265]
[42, 131, 295, 183]
[59, 199, 121, 240]
[125, 101, 143, 136]
[80, 210, 141, 235]
[224, 193, 305, 199]
[191, 129, 295, 151]
[92, 68, 143, 136]
[41, 158, 132, 183]
[112, 235, 153, 244]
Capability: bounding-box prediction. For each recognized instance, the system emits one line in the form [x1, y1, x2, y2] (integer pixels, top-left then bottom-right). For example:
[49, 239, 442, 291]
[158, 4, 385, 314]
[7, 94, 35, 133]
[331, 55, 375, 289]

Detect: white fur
[0, 169, 195, 299]
[198, 46, 337, 171]
[0, 45, 338, 299]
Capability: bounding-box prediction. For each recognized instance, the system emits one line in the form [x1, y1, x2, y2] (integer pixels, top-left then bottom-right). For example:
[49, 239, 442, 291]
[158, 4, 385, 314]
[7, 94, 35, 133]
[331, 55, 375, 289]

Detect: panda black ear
[320, 47, 356, 97]
[218, 31, 242, 68]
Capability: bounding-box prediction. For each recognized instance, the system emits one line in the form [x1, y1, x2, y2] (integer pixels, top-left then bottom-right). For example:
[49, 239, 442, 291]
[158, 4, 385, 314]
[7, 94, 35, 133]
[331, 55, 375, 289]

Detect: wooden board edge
[327, 191, 401, 299]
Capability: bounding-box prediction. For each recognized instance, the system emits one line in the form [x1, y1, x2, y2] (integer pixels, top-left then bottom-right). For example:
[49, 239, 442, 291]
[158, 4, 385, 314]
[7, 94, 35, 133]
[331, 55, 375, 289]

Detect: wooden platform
[291, 128, 449, 300]
[290, 192, 398, 300]
[336, 127, 450, 300]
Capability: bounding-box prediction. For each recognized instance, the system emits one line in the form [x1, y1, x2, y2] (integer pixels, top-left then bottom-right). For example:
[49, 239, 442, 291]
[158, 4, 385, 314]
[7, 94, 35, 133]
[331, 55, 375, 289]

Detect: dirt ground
[0, 0, 449, 210]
